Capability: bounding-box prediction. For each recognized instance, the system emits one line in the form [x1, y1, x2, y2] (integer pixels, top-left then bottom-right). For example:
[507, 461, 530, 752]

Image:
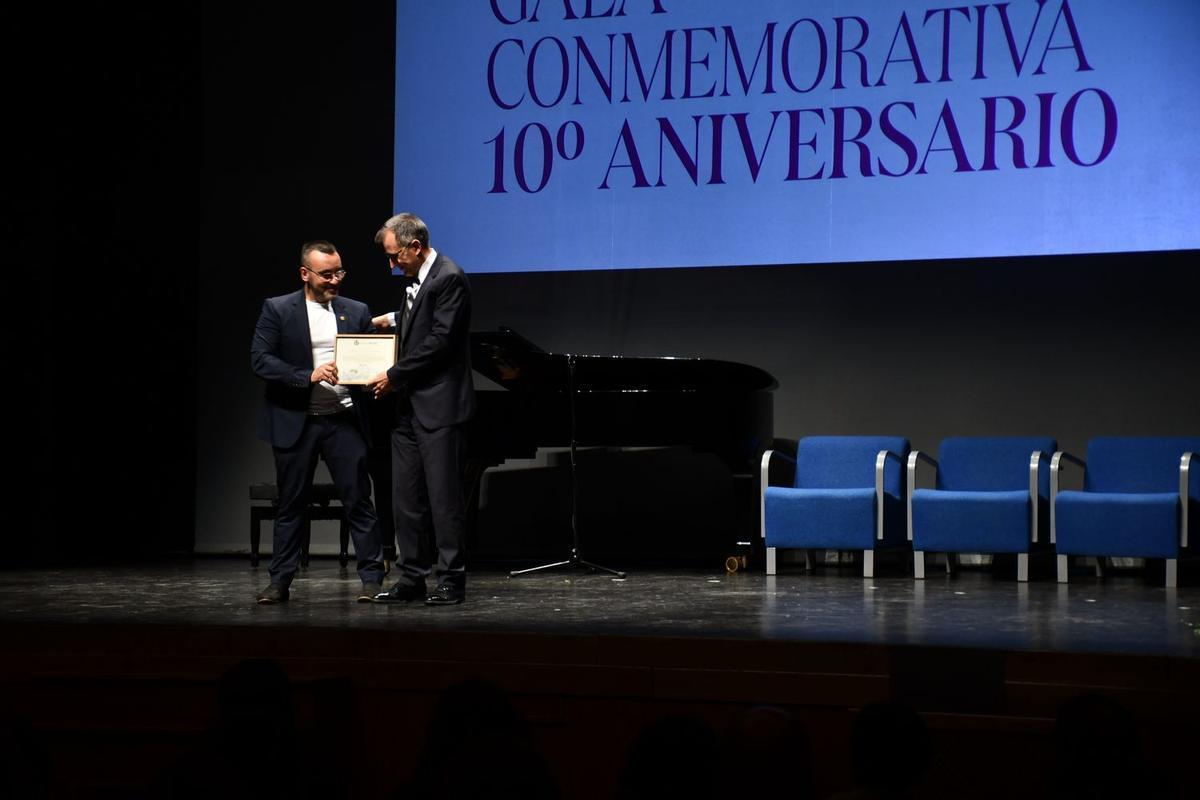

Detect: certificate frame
[334, 334, 397, 385]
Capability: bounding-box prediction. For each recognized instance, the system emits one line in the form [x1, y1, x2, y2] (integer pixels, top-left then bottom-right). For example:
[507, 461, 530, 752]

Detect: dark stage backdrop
[21, 5, 201, 564]
[29, 5, 1194, 562]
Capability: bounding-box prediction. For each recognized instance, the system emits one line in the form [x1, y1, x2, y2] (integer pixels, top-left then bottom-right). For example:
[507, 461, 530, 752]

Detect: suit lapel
[288, 290, 314, 367]
[399, 292, 414, 347]
[332, 297, 351, 334]
[401, 254, 442, 347]
[399, 301, 411, 349]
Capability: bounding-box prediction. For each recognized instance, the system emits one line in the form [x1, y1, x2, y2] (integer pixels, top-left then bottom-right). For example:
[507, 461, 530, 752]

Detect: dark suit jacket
[386, 252, 476, 429]
[251, 289, 375, 449]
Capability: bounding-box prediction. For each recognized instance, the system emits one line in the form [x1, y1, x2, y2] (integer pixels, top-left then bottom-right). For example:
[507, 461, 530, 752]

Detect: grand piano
[464, 328, 778, 569]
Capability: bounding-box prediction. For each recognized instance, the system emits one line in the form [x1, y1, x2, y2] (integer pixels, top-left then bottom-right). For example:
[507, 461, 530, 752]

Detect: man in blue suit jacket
[250, 240, 385, 604]
[368, 213, 475, 605]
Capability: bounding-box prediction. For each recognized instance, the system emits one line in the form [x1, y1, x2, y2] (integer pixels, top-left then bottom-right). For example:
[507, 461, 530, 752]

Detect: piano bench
[249, 483, 350, 569]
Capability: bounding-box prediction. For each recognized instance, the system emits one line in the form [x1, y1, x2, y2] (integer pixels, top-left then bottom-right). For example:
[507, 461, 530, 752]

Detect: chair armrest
[1029, 451, 1048, 544]
[1050, 451, 1085, 545]
[875, 450, 903, 541]
[762, 448, 796, 484]
[760, 449, 796, 489]
[760, 449, 796, 541]
[1182, 452, 1194, 548]
[905, 451, 938, 542]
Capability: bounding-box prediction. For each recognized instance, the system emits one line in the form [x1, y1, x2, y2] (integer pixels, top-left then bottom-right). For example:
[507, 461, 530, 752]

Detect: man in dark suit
[250, 240, 385, 604]
[368, 213, 475, 605]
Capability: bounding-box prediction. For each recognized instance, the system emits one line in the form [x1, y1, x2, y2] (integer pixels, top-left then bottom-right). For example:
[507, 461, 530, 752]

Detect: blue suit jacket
[386, 252, 476, 429]
[251, 289, 376, 448]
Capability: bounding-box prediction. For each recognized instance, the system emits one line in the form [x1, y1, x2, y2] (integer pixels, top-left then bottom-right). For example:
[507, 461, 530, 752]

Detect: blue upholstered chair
[761, 436, 910, 578]
[907, 437, 1056, 582]
[1052, 437, 1198, 587]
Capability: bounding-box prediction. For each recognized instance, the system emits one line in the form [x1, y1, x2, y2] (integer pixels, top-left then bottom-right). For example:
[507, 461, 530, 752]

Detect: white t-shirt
[306, 299, 353, 415]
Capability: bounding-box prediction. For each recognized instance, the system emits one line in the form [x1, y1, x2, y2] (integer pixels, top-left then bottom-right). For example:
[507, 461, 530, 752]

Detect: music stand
[509, 354, 626, 579]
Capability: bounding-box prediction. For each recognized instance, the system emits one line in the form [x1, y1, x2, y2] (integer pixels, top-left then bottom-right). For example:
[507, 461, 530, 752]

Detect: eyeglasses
[386, 240, 419, 263]
[306, 268, 347, 281]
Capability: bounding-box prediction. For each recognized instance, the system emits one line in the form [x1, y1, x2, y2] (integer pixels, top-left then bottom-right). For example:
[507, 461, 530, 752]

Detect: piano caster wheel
[725, 555, 747, 574]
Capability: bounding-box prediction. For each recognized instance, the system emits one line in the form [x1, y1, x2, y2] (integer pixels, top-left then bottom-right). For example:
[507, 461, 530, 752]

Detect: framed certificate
[334, 334, 397, 385]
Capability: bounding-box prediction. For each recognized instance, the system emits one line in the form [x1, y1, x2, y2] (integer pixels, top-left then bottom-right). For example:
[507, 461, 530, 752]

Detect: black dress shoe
[372, 580, 427, 604]
[425, 585, 465, 606]
[357, 581, 383, 603]
[256, 584, 289, 604]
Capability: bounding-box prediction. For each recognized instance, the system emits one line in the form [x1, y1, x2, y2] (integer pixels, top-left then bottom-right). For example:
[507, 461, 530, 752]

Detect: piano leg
[733, 471, 762, 571]
[463, 457, 494, 553]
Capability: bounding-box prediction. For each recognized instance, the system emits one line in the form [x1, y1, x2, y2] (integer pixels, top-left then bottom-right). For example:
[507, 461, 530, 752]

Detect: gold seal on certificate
[334, 334, 397, 384]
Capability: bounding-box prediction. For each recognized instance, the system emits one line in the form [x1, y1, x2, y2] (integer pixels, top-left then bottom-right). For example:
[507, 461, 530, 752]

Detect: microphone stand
[509, 354, 626, 579]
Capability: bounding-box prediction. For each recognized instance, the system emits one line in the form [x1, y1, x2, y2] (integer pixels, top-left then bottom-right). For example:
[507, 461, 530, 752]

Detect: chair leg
[250, 508, 263, 569]
[1094, 556, 1106, 578]
[1057, 554, 1069, 583]
[1165, 558, 1177, 588]
[862, 550, 874, 578]
[300, 519, 311, 570]
[804, 548, 817, 572]
[914, 551, 925, 580]
[766, 547, 777, 576]
[339, 516, 350, 568]
[945, 553, 956, 574]
[1017, 553, 1029, 583]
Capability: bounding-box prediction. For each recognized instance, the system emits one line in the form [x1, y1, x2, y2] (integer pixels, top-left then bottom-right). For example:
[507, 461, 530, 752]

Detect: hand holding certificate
[334, 334, 397, 385]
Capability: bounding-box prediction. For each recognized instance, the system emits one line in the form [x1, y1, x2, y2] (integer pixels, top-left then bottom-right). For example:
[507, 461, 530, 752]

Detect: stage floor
[1, 557, 1197, 658]
[3, 558, 1199, 800]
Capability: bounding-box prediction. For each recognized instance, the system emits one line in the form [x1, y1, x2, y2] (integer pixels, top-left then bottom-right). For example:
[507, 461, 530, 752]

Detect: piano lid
[471, 328, 778, 393]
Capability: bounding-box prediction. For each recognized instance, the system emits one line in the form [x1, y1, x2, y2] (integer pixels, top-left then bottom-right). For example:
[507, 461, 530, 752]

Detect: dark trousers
[391, 409, 467, 590]
[270, 412, 384, 587]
